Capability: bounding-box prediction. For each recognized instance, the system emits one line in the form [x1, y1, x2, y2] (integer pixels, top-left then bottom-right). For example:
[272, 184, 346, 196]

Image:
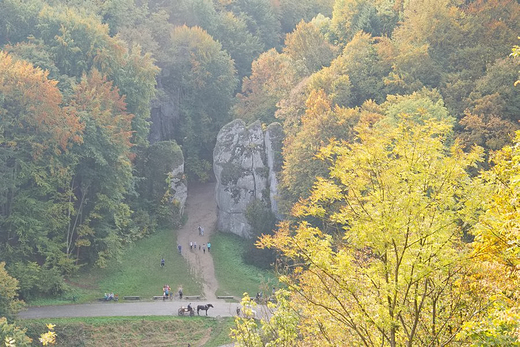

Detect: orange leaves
[70, 69, 134, 152]
[0, 51, 83, 155]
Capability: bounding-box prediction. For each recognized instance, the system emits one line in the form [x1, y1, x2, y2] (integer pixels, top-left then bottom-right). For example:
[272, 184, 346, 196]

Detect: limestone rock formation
[170, 160, 187, 216]
[265, 123, 284, 220]
[213, 119, 283, 238]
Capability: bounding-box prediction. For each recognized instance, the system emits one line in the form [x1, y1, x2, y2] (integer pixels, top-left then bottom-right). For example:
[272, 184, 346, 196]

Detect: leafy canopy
[258, 113, 484, 346]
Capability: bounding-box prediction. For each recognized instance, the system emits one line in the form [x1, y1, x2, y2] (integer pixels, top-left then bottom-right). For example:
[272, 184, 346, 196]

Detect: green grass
[31, 228, 200, 305]
[211, 231, 277, 298]
[17, 316, 235, 347]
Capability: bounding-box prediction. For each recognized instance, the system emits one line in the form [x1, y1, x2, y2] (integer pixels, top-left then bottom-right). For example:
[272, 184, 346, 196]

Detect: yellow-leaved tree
[457, 132, 520, 345]
[248, 114, 486, 346]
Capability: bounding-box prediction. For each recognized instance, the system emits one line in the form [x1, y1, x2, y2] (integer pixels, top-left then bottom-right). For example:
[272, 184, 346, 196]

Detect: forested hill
[1, 1, 520, 340]
[0, 0, 334, 307]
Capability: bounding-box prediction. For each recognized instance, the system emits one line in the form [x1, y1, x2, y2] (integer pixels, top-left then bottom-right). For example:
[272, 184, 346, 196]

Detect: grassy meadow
[211, 232, 277, 298]
[30, 228, 200, 305]
[21, 227, 276, 346]
[29, 228, 277, 305]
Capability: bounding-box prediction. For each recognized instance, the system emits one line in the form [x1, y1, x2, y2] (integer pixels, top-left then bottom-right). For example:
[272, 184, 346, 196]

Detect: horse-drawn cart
[178, 306, 194, 316]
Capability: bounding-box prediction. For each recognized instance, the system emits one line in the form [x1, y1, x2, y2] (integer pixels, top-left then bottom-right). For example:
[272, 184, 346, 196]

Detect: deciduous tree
[160, 25, 237, 180]
[234, 49, 298, 124]
[259, 114, 484, 346]
[0, 262, 24, 319]
[283, 20, 337, 75]
[458, 132, 520, 345]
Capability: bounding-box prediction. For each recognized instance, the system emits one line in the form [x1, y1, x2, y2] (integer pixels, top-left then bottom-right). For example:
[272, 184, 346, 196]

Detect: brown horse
[197, 303, 214, 316]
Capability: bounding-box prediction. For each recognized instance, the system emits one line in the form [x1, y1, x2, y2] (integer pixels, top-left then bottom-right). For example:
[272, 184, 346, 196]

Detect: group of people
[159, 224, 212, 302]
[187, 225, 211, 254]
[189, 241, 210, 253]
[162, 284, 172, 300]
[104, 292, 117, 301]
[162, 284, 184, 301]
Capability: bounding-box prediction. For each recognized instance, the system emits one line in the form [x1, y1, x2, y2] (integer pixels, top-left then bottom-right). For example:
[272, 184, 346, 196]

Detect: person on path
[207, 242, 211, 252]
[178, 287, 183, 300]
[190, 241, 193, 250]
[194, 241, 197, 249]
[160, 258, 165, 267]
[178, 244, 182, 254]
[203, 244, 206, 254]
[201, 227, 204, 236]
[163, 285, 169, 301]
[198, 226, 202, 235]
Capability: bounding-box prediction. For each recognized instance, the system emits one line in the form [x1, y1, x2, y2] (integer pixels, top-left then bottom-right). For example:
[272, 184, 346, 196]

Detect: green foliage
[0, 0, 157, 284]
[382, 88, 454, 126]
[134, 141, 184, 228]
[331, 0, 400, 43]
[66, 70, 135, 267]
[278, 0, 334, 34]
[0, 0, 44, 46]
[224, 0, 281, 50]
[8, 262, 64, 301]
[160, 25, 237, 180]
[332, 31, 391, 105]
[244, 200, 277, 270]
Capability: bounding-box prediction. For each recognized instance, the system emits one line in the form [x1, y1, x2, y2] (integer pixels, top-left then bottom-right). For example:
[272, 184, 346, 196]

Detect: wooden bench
[217, 296, 234, 300]
[184, 295, 201, 300]
[123, 296, 140, 300]
[98, 296, 118, 302]
[153, 296, 167, 300]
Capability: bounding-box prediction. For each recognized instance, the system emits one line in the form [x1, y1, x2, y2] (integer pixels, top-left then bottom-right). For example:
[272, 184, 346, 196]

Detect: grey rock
[265, 123, 284, 220]
[214, 119, 283, 238]
[170, 160, 187, 216]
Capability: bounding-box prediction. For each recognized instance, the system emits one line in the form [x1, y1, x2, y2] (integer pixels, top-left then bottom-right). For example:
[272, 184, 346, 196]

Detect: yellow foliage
[39, 322, 57, 345]
[261, 115, 485, 345]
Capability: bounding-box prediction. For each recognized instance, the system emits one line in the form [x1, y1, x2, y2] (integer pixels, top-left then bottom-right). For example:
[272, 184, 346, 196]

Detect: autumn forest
[1, 0, 520, 345]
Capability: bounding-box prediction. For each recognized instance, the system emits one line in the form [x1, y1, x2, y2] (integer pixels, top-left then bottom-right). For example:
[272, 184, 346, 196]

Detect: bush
[243, 200, 278, 269]
[8, 262, 64, 301]
[0, 318, 32, 347]
[0, 263, 24, 319]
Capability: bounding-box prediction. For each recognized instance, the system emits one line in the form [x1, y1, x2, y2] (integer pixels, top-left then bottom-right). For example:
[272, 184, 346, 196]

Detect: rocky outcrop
[170, 160, 187, 216]
[213, 119, 283, 238]
[265, 123, 284, 220]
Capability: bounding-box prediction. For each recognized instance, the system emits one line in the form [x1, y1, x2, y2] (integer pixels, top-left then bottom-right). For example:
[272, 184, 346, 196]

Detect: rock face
[170, 160, 187, 216]
[265, 123, 284, 220]
[213, 119, 283, 238]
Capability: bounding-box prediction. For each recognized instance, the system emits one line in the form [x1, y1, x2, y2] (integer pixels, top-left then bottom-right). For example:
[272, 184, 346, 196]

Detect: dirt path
[177, 182, 219, 300]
